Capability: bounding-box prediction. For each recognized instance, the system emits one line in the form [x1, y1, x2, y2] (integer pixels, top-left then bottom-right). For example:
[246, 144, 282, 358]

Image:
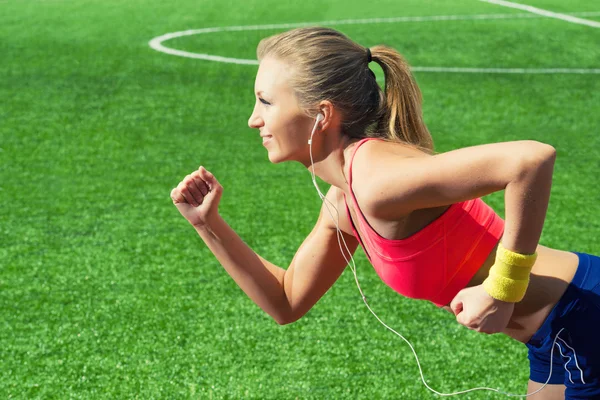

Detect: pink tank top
[343, 138, 505, 307]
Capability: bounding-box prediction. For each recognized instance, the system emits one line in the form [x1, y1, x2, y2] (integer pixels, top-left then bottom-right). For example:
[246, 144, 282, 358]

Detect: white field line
[411, 67, 600, 74]
[148, 11, 600, 73]
[480, 0, 600, 28]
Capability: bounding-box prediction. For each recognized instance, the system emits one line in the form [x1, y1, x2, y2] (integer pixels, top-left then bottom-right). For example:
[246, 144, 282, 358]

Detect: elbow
[275, 318, 294, 326]
[271, 306, 294, 325]
[273, 308, 305, 325]
[539, 142, 556, 163]
[518, 141, 556, 177]
[273, 313, 291, 325]
[531, 141, 556, 163]
[535, 142, 557, 173]
[274, 312, 301, 326]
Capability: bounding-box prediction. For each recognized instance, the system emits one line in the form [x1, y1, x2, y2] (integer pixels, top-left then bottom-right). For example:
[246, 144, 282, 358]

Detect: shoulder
[350, 137, 429, 170]
[349, 139, 430, 217]
[351, 139, 542, 220]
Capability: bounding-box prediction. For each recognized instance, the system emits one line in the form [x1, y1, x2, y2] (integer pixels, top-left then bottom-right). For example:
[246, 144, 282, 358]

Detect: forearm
[501, 143, 557, 254]
[453, 143, 557, 327]
[195, 215, 291, 324]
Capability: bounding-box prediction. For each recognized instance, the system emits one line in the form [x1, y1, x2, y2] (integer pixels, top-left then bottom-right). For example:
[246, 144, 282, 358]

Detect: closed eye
[259, 98, 271, 105]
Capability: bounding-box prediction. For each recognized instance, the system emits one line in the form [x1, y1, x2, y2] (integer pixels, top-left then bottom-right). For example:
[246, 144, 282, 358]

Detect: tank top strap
[343, 137, 383, 259]
[346, 137, 381, 211]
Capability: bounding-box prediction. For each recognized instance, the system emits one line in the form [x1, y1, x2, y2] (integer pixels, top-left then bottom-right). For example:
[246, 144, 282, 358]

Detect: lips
[261, 135, 273, 145]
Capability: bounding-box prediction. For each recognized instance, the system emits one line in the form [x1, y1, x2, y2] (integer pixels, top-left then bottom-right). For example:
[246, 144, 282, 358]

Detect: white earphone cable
[307, 116, 560, 397]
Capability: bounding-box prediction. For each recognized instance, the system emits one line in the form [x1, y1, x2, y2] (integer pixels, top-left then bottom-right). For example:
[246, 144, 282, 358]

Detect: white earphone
[307, 113, 324, 145]
[306, 109, 559, 398]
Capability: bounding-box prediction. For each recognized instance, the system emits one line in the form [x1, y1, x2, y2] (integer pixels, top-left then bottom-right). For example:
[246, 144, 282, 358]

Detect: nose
[248, 106, 264, 129]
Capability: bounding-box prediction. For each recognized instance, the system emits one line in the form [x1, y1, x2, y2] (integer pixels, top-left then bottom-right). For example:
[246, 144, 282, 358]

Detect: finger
[450, 296, 463, 316]
[456, 311, 474, 329]
[184, 174, 204, 205]
[178, 182, 197, 207]
[191, 171, 209, 196]
[198, 166, 215, 190]
[170, 187, 185, 204]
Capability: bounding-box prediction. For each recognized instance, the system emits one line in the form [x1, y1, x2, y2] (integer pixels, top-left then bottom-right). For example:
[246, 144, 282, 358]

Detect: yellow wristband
[482, 243, 537, 302]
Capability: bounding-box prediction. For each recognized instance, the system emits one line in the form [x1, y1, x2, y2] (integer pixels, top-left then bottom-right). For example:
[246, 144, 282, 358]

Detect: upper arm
[355, 140, 556, 218]
[281, 186, 359, 324]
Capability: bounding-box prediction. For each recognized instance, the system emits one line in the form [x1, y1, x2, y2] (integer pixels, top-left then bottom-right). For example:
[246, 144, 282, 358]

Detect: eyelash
[259, 98, 271, 105]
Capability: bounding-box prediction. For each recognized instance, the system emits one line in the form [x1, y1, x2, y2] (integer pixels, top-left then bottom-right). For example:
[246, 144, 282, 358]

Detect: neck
[301, 133, 360, 192]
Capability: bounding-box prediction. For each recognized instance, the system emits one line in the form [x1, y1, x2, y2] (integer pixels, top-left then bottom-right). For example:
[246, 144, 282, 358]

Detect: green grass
[1, 0, 599, 398]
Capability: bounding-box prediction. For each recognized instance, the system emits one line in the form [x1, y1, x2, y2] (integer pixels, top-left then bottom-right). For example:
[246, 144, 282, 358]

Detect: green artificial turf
[1, 0, 599, 398]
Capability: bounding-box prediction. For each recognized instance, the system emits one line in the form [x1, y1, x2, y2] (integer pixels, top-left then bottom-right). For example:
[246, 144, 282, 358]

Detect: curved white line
[555, 342, 575, 385]
[412, 67, 600, 74]
[148, 12, 600, 74]
[557, 337, 586, 384]
[481, 0, 600, 28]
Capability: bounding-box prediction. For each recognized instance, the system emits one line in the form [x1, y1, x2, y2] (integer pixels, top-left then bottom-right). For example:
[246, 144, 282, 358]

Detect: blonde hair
[256, 26, 434, 153]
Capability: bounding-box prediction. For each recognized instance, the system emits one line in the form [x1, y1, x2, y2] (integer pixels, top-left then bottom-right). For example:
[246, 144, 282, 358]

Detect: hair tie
[366, 48, 372, 63]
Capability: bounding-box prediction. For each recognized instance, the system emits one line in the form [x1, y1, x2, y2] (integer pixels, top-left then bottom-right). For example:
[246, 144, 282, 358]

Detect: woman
[170, 27, 600, 399]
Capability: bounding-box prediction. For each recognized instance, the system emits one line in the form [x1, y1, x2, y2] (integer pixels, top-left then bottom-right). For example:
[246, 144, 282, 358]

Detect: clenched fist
[170, 166, 223, 228]
[450, 284, 514, 334]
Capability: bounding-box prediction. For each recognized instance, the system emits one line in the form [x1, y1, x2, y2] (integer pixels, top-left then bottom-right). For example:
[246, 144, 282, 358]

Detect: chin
[268, 150, 308, 165]
[265, 147, 286, 164]
[265, 141, 308, 164]
[265, 145, 292, 164]
[267, 154, 285, 164]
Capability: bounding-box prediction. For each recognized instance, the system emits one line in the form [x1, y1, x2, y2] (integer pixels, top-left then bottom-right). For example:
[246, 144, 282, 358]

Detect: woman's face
[248, 57, 315, 164]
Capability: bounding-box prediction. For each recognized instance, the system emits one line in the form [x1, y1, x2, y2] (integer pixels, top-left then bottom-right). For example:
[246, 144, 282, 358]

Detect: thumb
[197, 166, 223, 204]
[198, 166, 217, 188]
[170, 187, 186, 205]
[450, 293, 464, 316]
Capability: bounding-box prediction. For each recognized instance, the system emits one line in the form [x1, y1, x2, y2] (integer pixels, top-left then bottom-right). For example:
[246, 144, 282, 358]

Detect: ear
[316, 100, 338, 132]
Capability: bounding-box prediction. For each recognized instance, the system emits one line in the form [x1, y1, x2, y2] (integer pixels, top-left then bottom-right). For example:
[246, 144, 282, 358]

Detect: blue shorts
[526, 252, 600, 399]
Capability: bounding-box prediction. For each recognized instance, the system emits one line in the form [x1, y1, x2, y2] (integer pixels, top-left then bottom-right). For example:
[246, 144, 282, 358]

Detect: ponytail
[370, 46, 434, 153]
[256, 28, 433, 153]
